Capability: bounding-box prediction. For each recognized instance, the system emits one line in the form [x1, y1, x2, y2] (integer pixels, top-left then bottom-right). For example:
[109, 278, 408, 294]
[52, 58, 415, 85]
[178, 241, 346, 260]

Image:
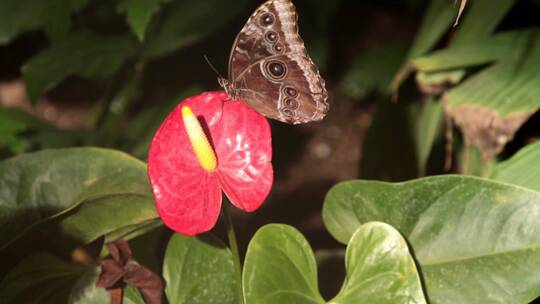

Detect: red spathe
[148, 92, 273, 236]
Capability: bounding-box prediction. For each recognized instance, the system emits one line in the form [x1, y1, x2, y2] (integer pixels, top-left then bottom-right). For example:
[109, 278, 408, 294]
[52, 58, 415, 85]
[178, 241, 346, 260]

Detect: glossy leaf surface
[163, 233, 238, 304]
[323, 175, 540, 303]
[490, 140, 540, 192]
[0, 147, 151, 249]
[243, 223, 426, 304]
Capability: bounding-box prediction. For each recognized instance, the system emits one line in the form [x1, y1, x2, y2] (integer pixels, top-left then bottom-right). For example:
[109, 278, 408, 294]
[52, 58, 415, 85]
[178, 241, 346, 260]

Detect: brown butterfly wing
[227, 0, 328, 124]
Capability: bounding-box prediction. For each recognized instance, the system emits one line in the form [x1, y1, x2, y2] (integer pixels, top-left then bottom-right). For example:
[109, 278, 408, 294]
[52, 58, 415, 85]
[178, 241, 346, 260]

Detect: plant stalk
[223, 202, 244, 304]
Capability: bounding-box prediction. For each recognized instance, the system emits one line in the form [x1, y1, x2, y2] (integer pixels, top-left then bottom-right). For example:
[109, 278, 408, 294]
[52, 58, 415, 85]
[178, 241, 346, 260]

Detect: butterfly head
[218, 77, 238, 100]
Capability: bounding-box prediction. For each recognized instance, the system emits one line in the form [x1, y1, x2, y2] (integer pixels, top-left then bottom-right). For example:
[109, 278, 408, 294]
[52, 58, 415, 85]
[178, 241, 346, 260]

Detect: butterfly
[219, 0, 329, 124]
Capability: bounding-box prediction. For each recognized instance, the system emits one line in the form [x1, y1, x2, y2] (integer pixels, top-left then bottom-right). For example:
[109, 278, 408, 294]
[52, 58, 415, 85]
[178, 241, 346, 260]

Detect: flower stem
[223, 202, 244, 304]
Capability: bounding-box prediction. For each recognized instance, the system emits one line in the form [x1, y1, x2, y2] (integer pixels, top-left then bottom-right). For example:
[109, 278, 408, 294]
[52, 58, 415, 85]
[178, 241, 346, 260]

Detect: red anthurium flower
[148, 92, 273, 236]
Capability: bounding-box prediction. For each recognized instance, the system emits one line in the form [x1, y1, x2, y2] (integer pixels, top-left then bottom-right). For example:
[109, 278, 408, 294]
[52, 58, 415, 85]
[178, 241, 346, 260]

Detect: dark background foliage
[1, 0, 540, 302]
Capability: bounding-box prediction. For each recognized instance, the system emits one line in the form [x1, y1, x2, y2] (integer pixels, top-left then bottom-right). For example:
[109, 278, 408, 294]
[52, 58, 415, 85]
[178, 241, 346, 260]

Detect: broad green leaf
[340, 43, 408, 99]
[243, 224, 323, 304]
[0, 147, 150, 249]
[0, 0, 83, 44]
[410, 96, 443, 176]
[323, 175, 540, 303]
[163, 233, 238, 304]
[243, 224, 427, 304]
[491, 140, 540, 192]
[143, 0, 247, 58]
[5, 194, 158, 259]
[0, 253, 107, 304]
[22, 32, 134, 102]
[117, 0, 171, 41]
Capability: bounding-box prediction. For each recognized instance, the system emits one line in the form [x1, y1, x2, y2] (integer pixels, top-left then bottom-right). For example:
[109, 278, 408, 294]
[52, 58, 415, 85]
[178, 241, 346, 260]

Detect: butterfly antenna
[204, 55, 225, 80]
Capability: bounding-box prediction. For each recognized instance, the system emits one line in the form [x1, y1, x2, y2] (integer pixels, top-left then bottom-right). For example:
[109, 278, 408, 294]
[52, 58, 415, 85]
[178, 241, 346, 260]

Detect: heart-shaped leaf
[323, 175, 540, 303]
[163, 233, 238, 304]
[243, 223, 426, 304]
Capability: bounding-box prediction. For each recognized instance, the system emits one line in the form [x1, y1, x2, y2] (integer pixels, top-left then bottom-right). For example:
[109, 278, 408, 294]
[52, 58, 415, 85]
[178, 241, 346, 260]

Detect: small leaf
[243, 224, 427, 304]
[323, 175, 540, 303]
[22, 31, 134, 102]
[491, 140, 540, 192]
[117, 0, 171, 41]
[163, 233, 238, 304]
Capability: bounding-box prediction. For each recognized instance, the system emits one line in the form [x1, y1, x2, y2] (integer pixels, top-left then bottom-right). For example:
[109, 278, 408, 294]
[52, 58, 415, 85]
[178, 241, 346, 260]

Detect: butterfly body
[222, 0, 328, 124]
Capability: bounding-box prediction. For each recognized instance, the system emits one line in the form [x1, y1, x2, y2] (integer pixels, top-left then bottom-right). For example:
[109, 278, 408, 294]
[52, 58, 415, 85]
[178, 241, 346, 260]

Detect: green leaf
[410, 97, 444, 175]
[143, 0, 247, 58]
[444, 48, 540, 160]
[0, 147, 150, 250]
[451, 0, 514, 45]
[243, 224, 427, 304]
[243, 224, 324, 304]
[6, 194, 158, 257]
[124, 285, 146, 304]
[412, 29, 540, 72]
[0, 108, 35, 154]
[0, 0, 88, 44]
[491, 140, 540, 192]
[163, 233, 238, 304]
[323, 175, 540, 303]
[0, 253, 107, 304]
[22, 32, 134, 102]
[331, 222, 426, 303]
[406, 0, 456, 60]
[117, 0, 171, 41]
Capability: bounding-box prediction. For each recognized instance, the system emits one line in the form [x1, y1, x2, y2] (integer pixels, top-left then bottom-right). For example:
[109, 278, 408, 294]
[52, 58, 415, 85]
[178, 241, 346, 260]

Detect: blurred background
[1, 0, 540, 297]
